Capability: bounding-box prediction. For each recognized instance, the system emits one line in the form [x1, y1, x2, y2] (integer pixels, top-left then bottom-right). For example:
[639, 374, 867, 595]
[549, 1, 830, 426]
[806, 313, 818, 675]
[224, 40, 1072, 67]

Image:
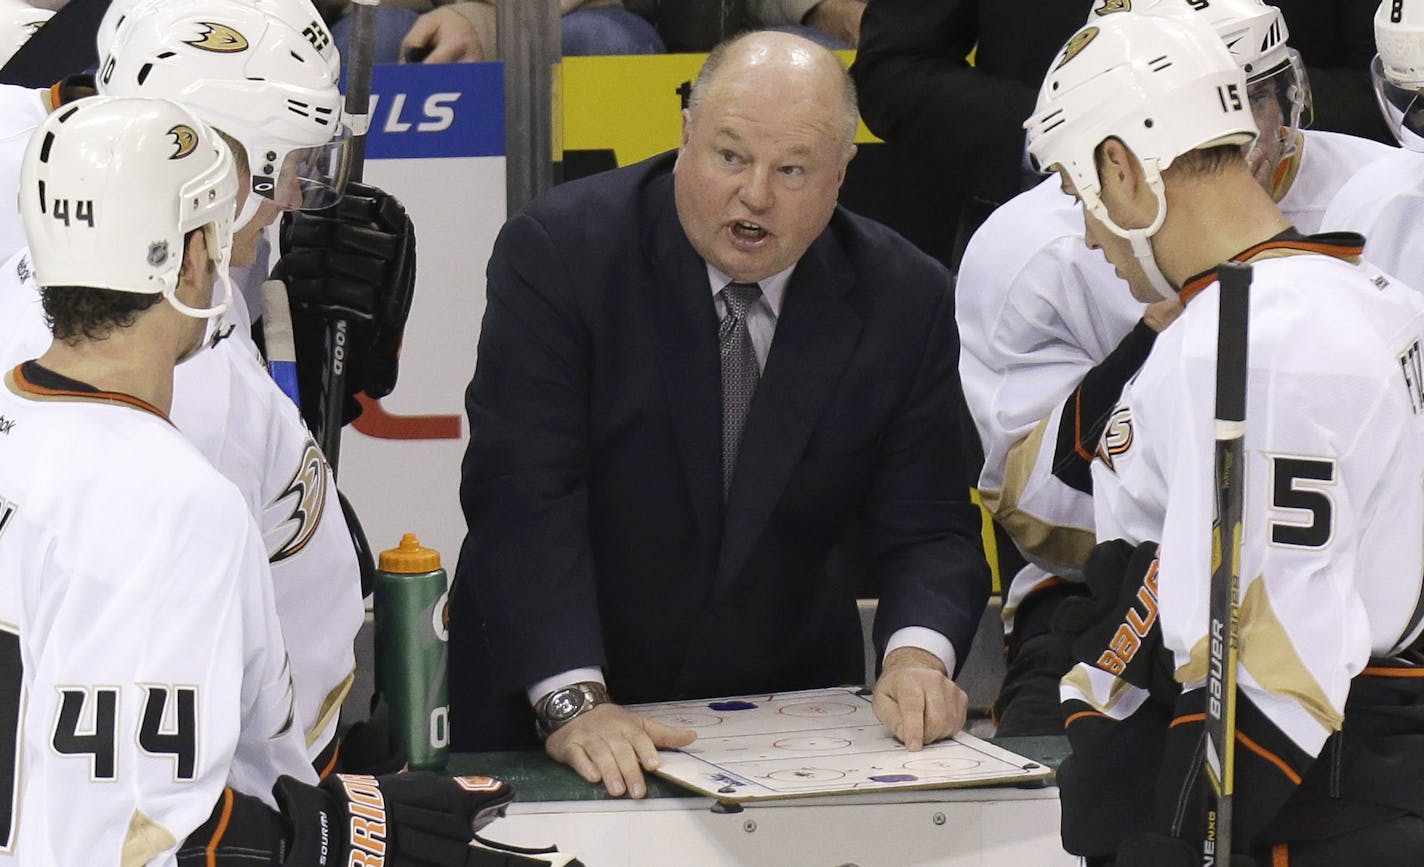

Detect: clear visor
[251, 124, 352, 212]
[1244, 49, 1313, 176]
[1371, 55, 1424, 151]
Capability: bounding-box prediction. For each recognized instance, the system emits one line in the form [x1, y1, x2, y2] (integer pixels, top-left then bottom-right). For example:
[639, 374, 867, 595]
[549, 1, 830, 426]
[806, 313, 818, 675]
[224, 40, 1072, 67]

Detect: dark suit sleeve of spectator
[1271, 0, 1394, 143]
[458, 212, 607, 690]
[867, 273, 992, 676]
[851, 0, 1037, 204]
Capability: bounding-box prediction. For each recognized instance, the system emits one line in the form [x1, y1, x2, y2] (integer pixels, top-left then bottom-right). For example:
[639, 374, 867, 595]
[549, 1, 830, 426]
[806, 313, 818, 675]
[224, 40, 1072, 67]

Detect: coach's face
[674, 34, 855, 284]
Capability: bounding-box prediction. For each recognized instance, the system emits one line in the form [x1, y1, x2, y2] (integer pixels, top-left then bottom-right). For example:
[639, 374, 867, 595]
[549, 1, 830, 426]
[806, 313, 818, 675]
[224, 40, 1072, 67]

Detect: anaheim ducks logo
[270, 440, 327, 563]
[1091, 0, 1130, 15]
[1054, 26, 1100, 71]
[185, 22, 249, 53]
[167, 124, 199, 160]
[1095, 405, 1135, 472]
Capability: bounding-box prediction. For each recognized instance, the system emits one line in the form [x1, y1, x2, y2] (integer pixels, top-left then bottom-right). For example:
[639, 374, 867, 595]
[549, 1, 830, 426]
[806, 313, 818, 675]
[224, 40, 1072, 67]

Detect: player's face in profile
[673, 63, 853, 284]
[1061, 169, 1155, 303]
[229, 144, 307, 267]
[1246, 81, 1287, 191]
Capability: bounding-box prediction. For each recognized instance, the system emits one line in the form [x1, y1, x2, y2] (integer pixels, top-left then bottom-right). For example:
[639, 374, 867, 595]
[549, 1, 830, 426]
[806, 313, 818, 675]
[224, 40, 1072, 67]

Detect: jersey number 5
[1268, 456, 1336, 549]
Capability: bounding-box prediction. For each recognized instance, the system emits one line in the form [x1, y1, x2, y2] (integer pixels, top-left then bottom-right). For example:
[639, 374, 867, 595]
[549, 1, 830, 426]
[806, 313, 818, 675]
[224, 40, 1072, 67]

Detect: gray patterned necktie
[720, 281, 762, 498]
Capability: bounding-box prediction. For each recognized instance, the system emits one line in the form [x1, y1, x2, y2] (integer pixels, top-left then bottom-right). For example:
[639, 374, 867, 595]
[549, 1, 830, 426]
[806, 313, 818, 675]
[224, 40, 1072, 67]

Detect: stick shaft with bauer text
[1203, 259, 1251, 864]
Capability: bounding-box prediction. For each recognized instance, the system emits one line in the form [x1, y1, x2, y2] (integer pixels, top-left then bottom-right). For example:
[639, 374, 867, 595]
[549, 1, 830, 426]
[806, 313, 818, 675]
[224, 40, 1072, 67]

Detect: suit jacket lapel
[717, 229, 862, 586]
[642, 171, 724, 548]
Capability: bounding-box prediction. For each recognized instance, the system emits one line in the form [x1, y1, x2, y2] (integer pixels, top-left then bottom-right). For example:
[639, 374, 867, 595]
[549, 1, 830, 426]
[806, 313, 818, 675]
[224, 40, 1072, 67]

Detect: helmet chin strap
[1083, 161, 1176, 302]
[164, 261, 234, 362]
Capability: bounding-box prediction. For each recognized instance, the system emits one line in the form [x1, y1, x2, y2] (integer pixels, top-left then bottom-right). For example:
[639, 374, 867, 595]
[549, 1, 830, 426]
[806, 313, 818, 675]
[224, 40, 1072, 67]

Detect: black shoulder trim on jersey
[1178, 229, 1367, 306]
[1050, 320, 1158, 494]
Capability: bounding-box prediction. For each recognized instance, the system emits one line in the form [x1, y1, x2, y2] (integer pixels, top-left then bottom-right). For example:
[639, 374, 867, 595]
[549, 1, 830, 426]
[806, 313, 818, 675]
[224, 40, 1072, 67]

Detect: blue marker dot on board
[708, 700, 758, 711]
[869, 774, 918, 783]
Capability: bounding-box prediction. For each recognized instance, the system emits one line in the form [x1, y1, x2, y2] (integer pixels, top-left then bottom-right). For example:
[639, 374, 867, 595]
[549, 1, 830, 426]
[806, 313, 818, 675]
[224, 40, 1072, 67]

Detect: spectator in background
[851, 0, 1393, 268]
[748, 0, 866, 49]
[314, 0, 664, 64]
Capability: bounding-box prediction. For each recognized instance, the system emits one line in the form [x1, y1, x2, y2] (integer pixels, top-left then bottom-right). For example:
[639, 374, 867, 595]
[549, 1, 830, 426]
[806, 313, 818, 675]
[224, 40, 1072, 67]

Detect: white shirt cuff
[884, 626, 956, 676]
[527, 667, 606, 706]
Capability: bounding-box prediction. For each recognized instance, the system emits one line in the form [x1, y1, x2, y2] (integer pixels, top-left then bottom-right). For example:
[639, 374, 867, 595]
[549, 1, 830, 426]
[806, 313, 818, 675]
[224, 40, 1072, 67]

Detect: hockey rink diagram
[628, 688, 1053, 801]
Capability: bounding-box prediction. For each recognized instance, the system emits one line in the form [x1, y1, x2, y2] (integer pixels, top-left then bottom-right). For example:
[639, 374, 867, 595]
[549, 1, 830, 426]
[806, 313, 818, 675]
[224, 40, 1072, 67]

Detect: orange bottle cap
[379, 533, 442, 573]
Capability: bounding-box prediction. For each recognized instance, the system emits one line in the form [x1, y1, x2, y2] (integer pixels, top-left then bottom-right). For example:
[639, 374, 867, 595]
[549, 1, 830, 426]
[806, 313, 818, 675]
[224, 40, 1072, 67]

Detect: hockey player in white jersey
[1023, 12, 1424, 863]
[0, 92, 311, 864]
[0, 93, 557, 867]
[1321, 0, 1424, 285]
[958, 0, 1395, 735]
[0, 0, 378, 770]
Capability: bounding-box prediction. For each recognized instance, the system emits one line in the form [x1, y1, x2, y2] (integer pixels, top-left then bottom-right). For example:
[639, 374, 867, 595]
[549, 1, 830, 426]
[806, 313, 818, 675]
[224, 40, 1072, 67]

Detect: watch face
[547, 688, 585, 721]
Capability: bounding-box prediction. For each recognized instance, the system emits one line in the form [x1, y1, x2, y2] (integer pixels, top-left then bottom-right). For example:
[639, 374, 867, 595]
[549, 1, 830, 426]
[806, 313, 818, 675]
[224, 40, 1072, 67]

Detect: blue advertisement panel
[361, 62, 504, 160]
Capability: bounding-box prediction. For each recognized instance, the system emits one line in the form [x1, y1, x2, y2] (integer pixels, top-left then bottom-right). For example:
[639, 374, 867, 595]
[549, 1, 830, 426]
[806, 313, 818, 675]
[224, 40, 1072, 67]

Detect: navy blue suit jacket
[449, 151, 990, 749]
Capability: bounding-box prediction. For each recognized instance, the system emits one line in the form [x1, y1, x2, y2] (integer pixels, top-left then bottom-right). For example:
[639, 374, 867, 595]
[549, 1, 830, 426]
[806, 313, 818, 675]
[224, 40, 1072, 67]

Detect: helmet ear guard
[97, 0, 348, 232]
[19, 95, 239, 323]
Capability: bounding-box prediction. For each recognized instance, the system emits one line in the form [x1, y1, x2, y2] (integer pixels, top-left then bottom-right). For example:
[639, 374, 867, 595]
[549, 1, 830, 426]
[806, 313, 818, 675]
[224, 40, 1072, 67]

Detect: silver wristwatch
[534, 681, 609, 739]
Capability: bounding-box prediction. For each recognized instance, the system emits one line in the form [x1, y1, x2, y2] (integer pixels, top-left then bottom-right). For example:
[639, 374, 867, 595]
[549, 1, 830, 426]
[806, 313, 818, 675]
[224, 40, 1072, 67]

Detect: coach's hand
[873, 646, 967, 751]
[545, 704, 696, 799]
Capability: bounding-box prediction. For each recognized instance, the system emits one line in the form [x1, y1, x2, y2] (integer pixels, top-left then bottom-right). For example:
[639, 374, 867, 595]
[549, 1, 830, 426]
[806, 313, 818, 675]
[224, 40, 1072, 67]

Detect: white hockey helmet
[1373, 0, 1424, 149]
[1026, 13, 1256, 300]
[1091, 0, 1312, 175]
[97, 0, 349, 231]
[98, 0, 340, 81]
[19, 95, 238, 322]
[0, 0, 52, 69]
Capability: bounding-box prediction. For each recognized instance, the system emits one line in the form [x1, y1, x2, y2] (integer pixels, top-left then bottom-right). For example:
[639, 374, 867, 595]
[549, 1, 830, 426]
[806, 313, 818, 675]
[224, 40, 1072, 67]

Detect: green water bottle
[373, 533, 450, 770]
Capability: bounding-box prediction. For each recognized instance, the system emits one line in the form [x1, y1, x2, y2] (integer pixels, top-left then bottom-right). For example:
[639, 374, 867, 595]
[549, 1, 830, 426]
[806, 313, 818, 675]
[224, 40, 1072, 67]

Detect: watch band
[534, 681, 610, 740]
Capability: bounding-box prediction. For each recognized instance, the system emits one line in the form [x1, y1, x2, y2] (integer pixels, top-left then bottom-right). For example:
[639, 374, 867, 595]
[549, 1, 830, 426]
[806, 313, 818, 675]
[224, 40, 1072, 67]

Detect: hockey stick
[261, 279, 302, 407]
[1203, 259, 1251, 865]
[319, 0, 380, 477]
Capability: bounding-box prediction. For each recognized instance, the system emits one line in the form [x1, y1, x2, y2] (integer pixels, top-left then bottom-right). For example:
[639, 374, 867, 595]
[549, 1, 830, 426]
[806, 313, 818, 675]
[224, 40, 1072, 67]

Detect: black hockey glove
[1052, 539, 1178, 703]
[276, 771, 514, 865]
[179, 774, 584, 866]
[1115, 833, 1257, 867]
[274, 181, 417, 426]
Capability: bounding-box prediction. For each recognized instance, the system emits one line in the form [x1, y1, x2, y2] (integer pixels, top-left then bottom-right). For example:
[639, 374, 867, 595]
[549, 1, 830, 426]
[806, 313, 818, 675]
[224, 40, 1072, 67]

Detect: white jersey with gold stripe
[0, 249, 363, 761]
[957, 129, 1394, 632]
[1088, 240, 1424, 757]
[0, 364, 315, 865]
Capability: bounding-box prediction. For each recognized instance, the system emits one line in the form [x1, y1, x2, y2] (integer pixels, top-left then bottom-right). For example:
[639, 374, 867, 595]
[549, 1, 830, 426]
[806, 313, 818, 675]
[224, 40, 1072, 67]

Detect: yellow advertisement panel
[562, 51, 881, 168]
